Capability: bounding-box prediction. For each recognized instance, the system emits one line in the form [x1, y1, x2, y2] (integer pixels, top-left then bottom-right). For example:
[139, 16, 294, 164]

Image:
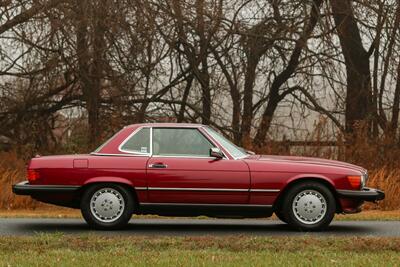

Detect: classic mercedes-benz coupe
[13, 123, 384, 230]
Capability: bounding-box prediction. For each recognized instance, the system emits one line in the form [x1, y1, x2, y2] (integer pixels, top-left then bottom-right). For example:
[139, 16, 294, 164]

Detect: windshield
[205, 126, 248, 159]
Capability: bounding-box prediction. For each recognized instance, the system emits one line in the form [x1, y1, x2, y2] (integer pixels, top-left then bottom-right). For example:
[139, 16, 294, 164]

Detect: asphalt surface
[0, 218, 399, 236]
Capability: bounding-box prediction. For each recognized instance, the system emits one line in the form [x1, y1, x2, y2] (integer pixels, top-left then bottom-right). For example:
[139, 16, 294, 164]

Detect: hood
[253, 155, 366, 173]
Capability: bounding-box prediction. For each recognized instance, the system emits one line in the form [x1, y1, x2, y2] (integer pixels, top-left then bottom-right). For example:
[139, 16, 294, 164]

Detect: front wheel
[275, 210, 288, 223]
[80, 184, 134, 230]
[281, 181, 336, 231]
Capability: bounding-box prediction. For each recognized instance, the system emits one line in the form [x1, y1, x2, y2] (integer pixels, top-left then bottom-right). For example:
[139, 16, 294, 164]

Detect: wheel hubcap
[292, 189, 327, 224]
[90, 188, 125, 223]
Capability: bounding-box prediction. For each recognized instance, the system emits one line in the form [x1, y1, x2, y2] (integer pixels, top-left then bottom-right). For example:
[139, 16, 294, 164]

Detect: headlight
[361, 172, 368, 188]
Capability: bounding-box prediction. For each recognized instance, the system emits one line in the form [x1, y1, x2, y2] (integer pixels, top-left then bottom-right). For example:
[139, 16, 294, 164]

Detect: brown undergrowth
[0, 151, 41, 209]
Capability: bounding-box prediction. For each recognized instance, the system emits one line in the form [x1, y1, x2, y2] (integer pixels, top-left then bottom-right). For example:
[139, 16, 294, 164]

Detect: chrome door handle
[149, 163, 168, 169]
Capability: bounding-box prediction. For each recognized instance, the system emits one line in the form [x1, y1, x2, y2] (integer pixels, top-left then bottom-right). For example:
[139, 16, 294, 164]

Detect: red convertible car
[13, 123, 384, 231]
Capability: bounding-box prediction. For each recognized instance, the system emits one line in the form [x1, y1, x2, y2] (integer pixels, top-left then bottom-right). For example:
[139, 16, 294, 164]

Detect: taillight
[347, 175, 361, 189]
[27, 169, 40, 182]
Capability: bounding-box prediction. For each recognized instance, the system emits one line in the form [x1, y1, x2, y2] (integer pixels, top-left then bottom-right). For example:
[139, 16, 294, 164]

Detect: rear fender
[83, 177, 134, 187]
[81, 176, 145, 205]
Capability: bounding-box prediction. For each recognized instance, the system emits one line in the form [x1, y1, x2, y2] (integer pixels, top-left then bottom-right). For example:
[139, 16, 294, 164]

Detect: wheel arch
[77, 177, 139, 209]
[274, 176, 342, 213]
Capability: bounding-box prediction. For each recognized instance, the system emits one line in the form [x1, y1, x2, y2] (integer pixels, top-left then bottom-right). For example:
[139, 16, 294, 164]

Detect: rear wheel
[80, 184, 134, 230]
[281, 181, 336, 231]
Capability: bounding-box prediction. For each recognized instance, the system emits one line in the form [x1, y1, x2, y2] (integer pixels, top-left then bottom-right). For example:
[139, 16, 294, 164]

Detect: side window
[120, 128, 150, 154]
[152, 128, 215, 157]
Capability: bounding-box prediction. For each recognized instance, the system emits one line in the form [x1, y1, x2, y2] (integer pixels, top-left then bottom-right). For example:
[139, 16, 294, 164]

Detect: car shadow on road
[11, 219, 376, 236]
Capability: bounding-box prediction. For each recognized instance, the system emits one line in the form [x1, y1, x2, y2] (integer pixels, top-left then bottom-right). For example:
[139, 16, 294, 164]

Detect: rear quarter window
[120, 128, 150, 154]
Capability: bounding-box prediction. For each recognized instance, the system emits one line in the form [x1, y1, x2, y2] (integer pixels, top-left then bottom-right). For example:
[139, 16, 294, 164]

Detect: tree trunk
[241, 56, 258, 147]
[230, 85, 241, 144]
[137, 40, 154, 123]
[240, 22, 275, 146]
[386, 2, 400, 138]
[177, 74, 194, 122]
[253, 0, 323, 147]
[330, 0, 372, 137]
[75, 0, 105, 148]
[210, 45, 241, 143]
[196, 0, 211, 125]
[390, 61, 400, 136]
[75, 0, 93, 147]
[199, 60, 211, 125]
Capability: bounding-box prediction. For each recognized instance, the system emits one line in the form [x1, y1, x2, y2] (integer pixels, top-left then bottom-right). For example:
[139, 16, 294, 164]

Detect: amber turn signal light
[27, 169, 40, 182]
[347, 175, 361, 189]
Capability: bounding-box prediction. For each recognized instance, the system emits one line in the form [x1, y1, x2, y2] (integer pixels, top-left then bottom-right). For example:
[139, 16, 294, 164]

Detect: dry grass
[0, 208, 81, 218]
[335, 210, 400, 221]
[0, 152, 41, 209]
[366, 168, 400, 210]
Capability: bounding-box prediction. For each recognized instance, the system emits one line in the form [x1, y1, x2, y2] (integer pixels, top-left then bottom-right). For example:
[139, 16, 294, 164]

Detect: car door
[146, 127, 250, 204]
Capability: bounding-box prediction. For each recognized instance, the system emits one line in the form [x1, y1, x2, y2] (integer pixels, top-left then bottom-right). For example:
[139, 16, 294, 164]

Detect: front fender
[273, 174, 339, 211]
[284, 173, 335, 188]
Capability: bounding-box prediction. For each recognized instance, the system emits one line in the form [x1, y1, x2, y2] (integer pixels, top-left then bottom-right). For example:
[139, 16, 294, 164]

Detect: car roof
[124, 123, 205, 129]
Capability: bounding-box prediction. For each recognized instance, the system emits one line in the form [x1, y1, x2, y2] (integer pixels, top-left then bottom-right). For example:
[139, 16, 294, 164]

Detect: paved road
[0, 218, 399, 236]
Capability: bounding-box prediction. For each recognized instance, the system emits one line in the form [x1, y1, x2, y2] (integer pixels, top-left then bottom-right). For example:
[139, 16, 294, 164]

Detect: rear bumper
[337, 187, 385, 202]
[12, 181, 80, 196]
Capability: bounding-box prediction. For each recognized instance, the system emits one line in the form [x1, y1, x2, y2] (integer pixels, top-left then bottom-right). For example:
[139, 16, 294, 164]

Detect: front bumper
[12, 181, 80, 196]
[337, 187, 385, 202]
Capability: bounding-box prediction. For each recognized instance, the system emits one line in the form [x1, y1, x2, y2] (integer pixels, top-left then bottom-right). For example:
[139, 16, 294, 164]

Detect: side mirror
[210, 147, 224, 159]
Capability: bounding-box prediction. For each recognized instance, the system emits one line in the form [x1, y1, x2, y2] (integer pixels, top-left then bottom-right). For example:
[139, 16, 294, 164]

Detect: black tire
[275, 210, 288, 224]
[281, 181, 336, 231]
[80, 183, 134, 230]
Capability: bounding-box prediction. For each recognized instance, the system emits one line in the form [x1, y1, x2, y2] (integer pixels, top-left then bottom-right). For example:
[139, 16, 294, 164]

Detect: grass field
[1, 234, 399, 266]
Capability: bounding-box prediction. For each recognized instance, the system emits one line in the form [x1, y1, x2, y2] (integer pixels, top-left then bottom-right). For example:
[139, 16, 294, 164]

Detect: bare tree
[253, 0, 323, 147]
[1, 0, 400, 153]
